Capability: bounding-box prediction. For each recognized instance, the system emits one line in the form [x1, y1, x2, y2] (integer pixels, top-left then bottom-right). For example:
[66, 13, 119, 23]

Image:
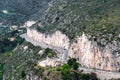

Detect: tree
[60, 64, 71, 75]
[21, 70, 26, 78]
[48, 52, 54, 58]
[67, 58, 79, 70]
[73, 62, 79, 70]
[67, 58, 76, 67]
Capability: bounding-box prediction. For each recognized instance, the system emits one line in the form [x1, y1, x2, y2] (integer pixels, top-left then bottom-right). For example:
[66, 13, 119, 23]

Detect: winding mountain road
[20, 33, 68, 62]
[20, 33, 120, 80]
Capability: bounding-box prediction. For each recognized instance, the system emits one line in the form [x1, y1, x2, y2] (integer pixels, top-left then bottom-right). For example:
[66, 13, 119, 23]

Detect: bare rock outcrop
[27, 28, 70, 49]
[69, 33, 120, 71]
[26, 28, 120, 71]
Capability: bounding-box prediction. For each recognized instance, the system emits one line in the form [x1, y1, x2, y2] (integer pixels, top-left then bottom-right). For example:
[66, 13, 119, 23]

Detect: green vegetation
[0, 64, 3, 80]
[67, 58, 80, 70]
[59, 58, 79, 80]
[85, 8, 120, 43]
[60, 64, 71, 75]
[41, 48, 56, 59]
[21, 70, 26, 78]
[0, 12, 26, 25]
[0, 41, 99, 80]
[81, 72, 98, 80]
[0, 36, 24, 53]
[32, 58, 99, 80]
[115, 78, 120, 80]
[0, 29, 25, 54]
[32, 0, 120, 42]
[0, 42, 42, 80]
[0, 26, 9, 34]
[0, 0, 51, 25]
[47, 52, 54, 58]
[0, 0, 120, 80]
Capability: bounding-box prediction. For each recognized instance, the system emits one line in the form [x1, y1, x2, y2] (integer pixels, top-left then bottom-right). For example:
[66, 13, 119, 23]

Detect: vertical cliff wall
[69, 33, 120, 71]
[27, 28, 70, 49]
[26, 28, 120, 71]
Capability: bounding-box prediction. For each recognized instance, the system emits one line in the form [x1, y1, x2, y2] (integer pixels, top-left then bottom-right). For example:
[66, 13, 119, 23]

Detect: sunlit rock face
[38, 58, 63, 67]
[27, 28, 70, 49]
[25, 21, 36, 27]
[69, 33, 120, 71]
[27, 28, 120, 71]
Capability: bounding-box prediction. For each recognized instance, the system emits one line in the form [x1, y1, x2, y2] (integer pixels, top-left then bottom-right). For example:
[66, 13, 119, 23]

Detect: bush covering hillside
[32, 0, 120, 42]
[0, 0, 51, 25]
[0, 0, 120, 80]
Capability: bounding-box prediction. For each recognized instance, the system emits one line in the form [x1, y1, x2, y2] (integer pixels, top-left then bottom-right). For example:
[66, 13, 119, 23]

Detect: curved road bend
[21, 33, 120, 80]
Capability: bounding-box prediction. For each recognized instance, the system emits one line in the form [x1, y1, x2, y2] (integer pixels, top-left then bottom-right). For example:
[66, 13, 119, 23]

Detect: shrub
[48, 52, 54, 58]
[21, 70, 26, 78]
[44, 48, 55, 58]
[67, 58, 79, 70]
[73, 62, 79, 70]
[60, 64, 71, 75]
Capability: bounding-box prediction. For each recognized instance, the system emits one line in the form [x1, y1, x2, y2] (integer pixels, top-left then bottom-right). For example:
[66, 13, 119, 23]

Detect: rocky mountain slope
[0, 0, 120, 80]
[26, 28, 120, 71]
[1, 41, 100, 80]
[31, 0, 120, 41]
[27, 0, 120, 71]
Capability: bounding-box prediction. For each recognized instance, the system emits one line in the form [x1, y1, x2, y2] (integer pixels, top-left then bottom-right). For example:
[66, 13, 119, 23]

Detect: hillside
[31, 0, 120, 43]
[0, 0, 51, 25]
[0, 41, 100, 80]
[1, 0, 120, 42]
[0, 0, 120, 80]
[26, 0, 120, 72]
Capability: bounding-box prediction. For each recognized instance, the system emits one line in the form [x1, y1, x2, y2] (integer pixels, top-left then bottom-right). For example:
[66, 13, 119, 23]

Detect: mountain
[0, 0, 120, 80]
[28, 0, 120, 71]
[0, 0, 51, 25]
[31, 0, 120, 41]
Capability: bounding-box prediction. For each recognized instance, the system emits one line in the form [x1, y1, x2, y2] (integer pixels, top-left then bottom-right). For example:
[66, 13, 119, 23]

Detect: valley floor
[20, 33, 120, 80]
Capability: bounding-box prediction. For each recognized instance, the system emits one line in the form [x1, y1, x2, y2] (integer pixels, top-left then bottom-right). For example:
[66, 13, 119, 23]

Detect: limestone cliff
[27, 28, 70, 49]
[69, 33, 120, 71]
[26, 28, 120, 71]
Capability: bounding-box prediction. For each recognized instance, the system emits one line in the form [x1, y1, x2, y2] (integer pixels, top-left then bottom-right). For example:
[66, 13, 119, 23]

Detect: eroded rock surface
[69, 33, 120, 71]
[27, 28, 70, 49]
[26, 28, 120, 71]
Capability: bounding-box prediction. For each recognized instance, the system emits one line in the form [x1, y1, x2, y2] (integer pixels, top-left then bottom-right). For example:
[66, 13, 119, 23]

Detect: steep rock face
[27, 28, 120, 71]
[27, 28, 70, 49]
[69, 33, 120, 71]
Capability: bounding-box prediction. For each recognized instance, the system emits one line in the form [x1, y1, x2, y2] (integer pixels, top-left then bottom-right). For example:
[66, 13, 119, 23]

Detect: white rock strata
[27, 28, 70, 49]
[26, 28, 120, 71]
[69, 33, 120, 71]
